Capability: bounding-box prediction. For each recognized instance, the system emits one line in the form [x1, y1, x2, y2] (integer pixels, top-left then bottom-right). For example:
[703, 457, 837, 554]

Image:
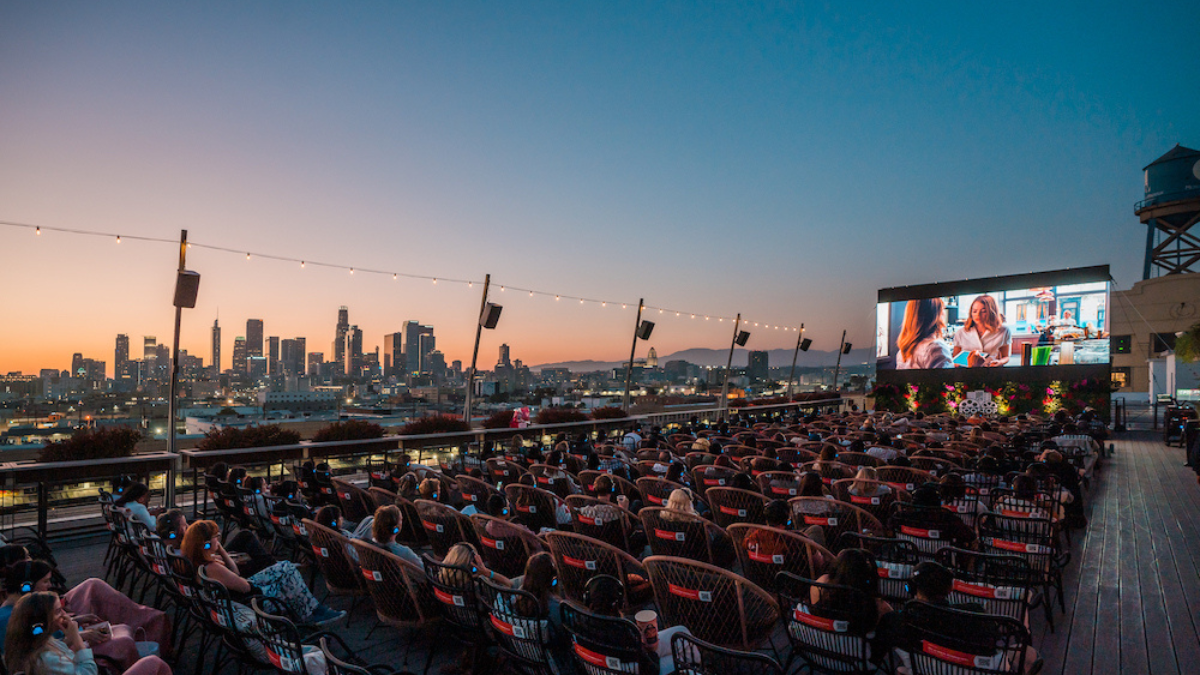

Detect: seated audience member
[745, 499, 827, 554]
[358, 505, 423, 571]
[509, 553, 562, 638]
[156, 509, 273, 577]
[182, 519, 343, 625]
[582, 574, 689, 675]
[848, 467, 892, 498]
[113, 483, 160, 530]
[810, 549, 893, 633]
[439, 543, 512, 588]
[4, 592, 172, 675]
[888, 486, 977, 550]
[315, 505, 373, 541]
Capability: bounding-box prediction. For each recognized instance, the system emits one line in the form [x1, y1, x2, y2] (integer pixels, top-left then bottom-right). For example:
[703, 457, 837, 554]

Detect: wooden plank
[1088, 445, 1123, 675]
[1120, 440, 1159, 674]
[1139, 436, 1200, 672]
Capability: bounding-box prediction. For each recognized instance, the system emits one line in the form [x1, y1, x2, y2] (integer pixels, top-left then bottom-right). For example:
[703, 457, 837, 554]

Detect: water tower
[1136, 144, 1200, 278]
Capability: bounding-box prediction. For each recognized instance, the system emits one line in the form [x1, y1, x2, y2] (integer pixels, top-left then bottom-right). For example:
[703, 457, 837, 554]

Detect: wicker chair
[834, 532, 920, 606]
[833, 452, 883, 469]
[635, 477, 687, 508]
[579, 472, 642, 501]
[899, 600, 1031, 675]
[977, 512, 1065, 630]
[321, 637, 417, 675]
[565, 495, 643, 554]
[875, 467, 936, 493]
[830, 479, 909, 524]
[937, 547, 1041, 627]
[643, 556, 779, 651]
[559, 601, 656, 675]
[331, 478, 377, 524]
[422, 555, 492, 673]
[799, 461, 856, 487]
[910, 457, 963, 477]
[755, 471, 805, 499]
[704, 487, 769, 528]
[366, 488, 428, 548]
[528, 463, 581, 498]
[776, 447, 818, 465]
[301, 520, 369, 610]
[684, 452, 719, 469]
[486, 458, 529, 487]
[352, 540, 441, 672]
[726, 524, 832, 593]
[740, 456, 782, 477]
[504, 484, 566, 532]
[638, 507, 736, 568]
[475, 576, 563, 675]
[414, 499, 477, 557]
[543, 531, 651, 612]
[252, 598, 358, 675]
[456, 474, 505, 510]
[787, 498, 884, 552]
[469, 514, 546, 578]
[775, 572, 877, 675]
[689, 465, 737, 498]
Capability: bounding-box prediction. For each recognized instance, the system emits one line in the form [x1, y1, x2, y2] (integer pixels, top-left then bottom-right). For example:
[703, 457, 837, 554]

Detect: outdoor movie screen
[875, 267, 1110, 372]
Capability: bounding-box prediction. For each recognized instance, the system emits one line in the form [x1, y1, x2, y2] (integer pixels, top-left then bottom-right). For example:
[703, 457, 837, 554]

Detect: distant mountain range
[531, 347, 875, 372]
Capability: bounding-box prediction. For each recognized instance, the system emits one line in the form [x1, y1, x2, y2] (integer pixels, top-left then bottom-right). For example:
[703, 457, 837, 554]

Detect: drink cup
[634, 609, 659, 650]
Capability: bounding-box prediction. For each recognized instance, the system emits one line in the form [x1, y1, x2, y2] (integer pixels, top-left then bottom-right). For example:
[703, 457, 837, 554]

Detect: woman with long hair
[4, 592, 171, 675]
[181, 520, 342, 625]
[896, 298, 951, 369]
[811, 549, 893, 634]
[952, 295, 1011, 367]
[113, 483, 159, 530]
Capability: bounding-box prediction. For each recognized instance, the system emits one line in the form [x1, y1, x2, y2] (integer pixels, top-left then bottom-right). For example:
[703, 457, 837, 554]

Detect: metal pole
[720, 314, 741, 419]
[786, 323, 805, 400]
[832, 329, 847, 393]
[166, 230, 187, 508]
[622, 299, 645, 412]
[463, 274, 491, 429]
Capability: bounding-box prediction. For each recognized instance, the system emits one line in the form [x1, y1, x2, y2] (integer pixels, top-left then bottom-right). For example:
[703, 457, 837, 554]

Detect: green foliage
[197, 424, 301, 451]
[39, 426, 143, 463]
[311, 420, 385, 443]
[870, 383, 906, 412]
[1176, 322, 1200, 363]
[482, 410, 515, 429]
[589, 406, 628, 420]
[400, 415, 470, 435]
[534, 407, 588, 425]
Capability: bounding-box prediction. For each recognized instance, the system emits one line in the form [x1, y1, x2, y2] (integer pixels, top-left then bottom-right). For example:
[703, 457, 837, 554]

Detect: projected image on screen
[876, 282, 1109, 371]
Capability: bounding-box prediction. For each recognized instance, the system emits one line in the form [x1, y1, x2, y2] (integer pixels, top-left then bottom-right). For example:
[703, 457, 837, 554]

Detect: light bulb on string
[301, 261, 306, 268]
[579, 298, 584, 304]
[529, 291, 533, 297]
[116, 236, 122, 244]
[602, 302, 607, 307]
[500, 286, 505, 292]
[349, 268, 354, 275]
[468, 282, 473, 288]
[555, 295, 560, 301]
[433, 278, 437, 284]
[621, 304, 627, 310]
[392, 273, 397, 280]
[35, 227, 40, 235]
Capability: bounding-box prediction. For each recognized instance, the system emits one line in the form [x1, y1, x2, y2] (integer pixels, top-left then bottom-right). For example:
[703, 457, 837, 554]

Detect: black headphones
[582, 574, 624, 610]
[20, 582, 32, 593]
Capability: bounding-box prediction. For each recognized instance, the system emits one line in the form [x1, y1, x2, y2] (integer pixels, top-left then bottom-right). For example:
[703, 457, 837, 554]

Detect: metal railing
[1, 397, 843, 542]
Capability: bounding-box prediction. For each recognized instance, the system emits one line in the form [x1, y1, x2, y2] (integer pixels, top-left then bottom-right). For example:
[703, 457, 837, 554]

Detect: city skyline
[2, 3, 1197, 374]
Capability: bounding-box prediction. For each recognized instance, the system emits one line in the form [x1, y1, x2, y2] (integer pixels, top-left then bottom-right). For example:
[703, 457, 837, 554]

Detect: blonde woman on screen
[896, 298, 951, 369]
[952, 295, 1011, 367]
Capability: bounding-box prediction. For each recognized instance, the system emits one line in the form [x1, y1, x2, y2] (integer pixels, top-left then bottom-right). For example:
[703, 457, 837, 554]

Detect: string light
[3, 219, 808, 332]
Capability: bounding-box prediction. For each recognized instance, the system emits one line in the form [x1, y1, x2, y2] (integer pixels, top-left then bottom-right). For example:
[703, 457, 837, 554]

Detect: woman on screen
[896, 298, 951, 369]
[952, 295, 1011, 367]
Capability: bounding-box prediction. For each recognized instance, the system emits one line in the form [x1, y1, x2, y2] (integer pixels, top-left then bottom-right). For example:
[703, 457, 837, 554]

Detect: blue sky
[1, 1, 1197, 373]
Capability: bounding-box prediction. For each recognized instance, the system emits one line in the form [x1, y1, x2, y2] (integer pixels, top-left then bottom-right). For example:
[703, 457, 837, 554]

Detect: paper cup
[634, 609, 659, 649]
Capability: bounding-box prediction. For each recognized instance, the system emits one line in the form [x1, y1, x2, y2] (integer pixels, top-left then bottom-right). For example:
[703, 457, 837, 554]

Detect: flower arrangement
[870, 383, 906, 412]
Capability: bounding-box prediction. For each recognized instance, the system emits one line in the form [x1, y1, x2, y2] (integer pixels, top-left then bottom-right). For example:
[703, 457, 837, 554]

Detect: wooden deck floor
[48, 429, 1200, 674]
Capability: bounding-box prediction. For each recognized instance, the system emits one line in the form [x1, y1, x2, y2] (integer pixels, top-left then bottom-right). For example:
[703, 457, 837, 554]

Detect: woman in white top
[952, 295, 1011, 367]
[896, 298, 951, 369]
[113, 483, 159, 530]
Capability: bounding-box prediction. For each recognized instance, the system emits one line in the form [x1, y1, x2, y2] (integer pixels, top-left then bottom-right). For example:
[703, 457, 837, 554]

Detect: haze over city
[2, 2, 1197, 375]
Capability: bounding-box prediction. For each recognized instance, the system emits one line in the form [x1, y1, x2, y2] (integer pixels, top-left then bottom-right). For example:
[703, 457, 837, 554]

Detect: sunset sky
[2, 2, 1197, 375]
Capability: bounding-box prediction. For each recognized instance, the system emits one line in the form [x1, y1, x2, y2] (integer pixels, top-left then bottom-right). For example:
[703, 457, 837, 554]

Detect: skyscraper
[418, 333, 436, 373]
[404, 320, 433, 375]
[267, 336, 280, 374]
[143, 336, 157, 361]
[115, 334, 129, 380]
[211, 318, 221, 374]
[345, 326, 363, 376]
[246, 319, 264, 358]
[498, 344, 511, 368]
[383, 332, 403, 378]
[281, 338, 306, 375]
[748, 350, 769, 383]
[232, 337, 247, 374]
[333, 306, 349, 371]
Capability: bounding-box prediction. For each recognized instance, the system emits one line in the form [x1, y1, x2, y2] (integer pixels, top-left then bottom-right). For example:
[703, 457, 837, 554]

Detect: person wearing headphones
[156, 509, 274, 577]
[581, 574, 690, 675]
[357, 505, 423, 571]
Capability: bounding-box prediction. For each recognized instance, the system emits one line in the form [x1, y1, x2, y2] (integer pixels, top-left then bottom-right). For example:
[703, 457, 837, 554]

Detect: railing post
[36, 482, 48, 541]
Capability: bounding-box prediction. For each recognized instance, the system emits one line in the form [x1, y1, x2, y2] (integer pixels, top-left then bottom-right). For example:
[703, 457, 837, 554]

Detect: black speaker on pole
[480, 303, 503, 329]
[735, 331, 750, 347]
[636, 320, 655, 340]
[799, 338, 812, 352]
[173, 270, 201, 309]
[841, 342, 853, 355]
